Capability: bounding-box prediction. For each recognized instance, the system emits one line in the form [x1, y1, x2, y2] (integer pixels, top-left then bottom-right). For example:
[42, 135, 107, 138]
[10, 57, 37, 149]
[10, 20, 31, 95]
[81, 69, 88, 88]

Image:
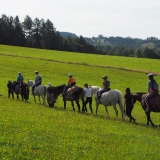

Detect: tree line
[0, 14, 96, 54]
[0, 14, 160, 59]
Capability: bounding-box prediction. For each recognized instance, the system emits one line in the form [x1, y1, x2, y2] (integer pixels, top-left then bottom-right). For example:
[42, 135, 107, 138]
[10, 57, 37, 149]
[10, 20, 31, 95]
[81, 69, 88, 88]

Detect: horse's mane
[55, 84, 66, 89]
[132, 92, 147, 95]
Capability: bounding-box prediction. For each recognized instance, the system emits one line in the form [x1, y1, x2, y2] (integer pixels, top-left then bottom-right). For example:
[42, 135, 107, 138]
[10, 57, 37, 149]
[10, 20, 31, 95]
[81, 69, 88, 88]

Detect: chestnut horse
[51, 84, 87, 112]
[132, 92, 160, 126]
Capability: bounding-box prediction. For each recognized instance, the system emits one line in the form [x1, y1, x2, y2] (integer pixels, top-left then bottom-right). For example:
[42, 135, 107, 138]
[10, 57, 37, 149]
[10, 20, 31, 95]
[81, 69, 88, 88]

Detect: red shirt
[68, 77, 76, 84]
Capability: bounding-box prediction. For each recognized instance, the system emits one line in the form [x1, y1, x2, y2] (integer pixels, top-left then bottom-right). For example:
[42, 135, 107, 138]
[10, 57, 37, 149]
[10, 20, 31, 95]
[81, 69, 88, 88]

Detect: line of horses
[7, 80, 160, 126]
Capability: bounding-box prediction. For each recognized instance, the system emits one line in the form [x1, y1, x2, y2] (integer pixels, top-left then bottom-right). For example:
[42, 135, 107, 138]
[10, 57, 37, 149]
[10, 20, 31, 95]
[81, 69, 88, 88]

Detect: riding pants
[32, 82, 41, 94]
[145, 92, 155, 108]
[98, 88, 110, 97]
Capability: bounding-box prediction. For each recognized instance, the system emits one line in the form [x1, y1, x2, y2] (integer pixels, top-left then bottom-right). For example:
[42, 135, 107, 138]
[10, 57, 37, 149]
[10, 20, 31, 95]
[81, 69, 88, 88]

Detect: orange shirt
[68, 77, 76, 84]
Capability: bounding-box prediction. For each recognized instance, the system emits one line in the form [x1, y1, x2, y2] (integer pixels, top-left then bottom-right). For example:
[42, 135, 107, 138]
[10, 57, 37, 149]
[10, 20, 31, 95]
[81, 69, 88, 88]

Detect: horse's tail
[75, 87, 83, 99]
[116, 90, 125, 118]
[44, 86, 47, 98]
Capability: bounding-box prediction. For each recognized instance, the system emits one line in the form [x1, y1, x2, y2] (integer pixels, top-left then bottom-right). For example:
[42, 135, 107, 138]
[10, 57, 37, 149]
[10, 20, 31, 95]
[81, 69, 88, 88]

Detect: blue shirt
[17, 75, 24, 83]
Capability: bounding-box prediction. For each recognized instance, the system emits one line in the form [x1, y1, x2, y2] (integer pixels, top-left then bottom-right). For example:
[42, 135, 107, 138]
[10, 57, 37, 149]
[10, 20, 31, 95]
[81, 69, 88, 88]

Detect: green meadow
[0, 44, 160, 159]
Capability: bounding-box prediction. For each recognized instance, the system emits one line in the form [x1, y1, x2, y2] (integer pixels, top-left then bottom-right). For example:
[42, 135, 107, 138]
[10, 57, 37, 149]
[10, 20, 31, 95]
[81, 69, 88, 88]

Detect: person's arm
[148, 81, 151, 93]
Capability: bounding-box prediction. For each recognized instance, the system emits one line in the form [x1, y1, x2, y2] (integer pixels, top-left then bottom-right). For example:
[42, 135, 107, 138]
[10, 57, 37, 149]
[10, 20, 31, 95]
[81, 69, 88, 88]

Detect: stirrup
[145, 108, 150, 112]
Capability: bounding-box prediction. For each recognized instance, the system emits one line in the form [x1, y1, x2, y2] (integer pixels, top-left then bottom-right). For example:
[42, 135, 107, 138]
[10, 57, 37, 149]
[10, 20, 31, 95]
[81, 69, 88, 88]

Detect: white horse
[90, 86, 125, 119]
[27, 80, 47, 105]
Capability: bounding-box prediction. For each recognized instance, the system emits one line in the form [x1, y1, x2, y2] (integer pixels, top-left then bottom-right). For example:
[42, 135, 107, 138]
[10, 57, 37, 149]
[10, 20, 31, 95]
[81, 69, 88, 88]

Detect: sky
[0, 0, 160, 39]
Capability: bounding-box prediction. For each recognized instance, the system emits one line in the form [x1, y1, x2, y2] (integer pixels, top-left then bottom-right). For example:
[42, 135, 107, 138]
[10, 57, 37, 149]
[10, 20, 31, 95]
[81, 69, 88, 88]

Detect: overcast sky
[0, 0, 160, 39]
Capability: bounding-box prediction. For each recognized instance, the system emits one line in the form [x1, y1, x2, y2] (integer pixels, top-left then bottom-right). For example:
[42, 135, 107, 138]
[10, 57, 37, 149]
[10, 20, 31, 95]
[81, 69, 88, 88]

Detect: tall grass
[0, 44, 160, 159]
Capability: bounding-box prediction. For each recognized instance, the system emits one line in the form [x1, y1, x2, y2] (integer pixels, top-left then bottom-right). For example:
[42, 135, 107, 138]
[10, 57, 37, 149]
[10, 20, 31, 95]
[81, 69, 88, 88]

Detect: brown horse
[132, 92, 160, 126]
[12, 81, 29, 101]
[51, 84, 87, 112]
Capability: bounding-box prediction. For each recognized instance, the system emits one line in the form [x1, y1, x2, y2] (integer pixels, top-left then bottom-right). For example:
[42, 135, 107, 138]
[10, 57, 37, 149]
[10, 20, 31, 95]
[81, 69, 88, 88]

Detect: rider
[62, 73, 76, 97]
[32, 71, 42, 95]
[145, 73, 158, 112]
[13, 72, 24, 91]
[97, 75, 110, 98]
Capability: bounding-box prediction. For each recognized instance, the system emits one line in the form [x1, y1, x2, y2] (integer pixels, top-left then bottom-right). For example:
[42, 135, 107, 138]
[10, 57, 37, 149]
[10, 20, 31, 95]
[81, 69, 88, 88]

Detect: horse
[132, 92, 160, 126]
[51, 84, 86, 112]
[27, 80, 47, 105]
[12, 81, 29, 101]
[90, 86, 125, 119]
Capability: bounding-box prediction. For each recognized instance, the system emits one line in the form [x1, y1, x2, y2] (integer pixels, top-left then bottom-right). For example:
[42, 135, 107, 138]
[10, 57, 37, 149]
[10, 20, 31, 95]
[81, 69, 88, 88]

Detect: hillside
[1, 45, 160, 159]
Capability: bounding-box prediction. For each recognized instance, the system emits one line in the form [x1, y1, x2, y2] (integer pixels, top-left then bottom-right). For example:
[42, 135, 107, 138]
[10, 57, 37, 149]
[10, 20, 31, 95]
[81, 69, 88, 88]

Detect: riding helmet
[147, 73, 154, 77]
[35, 71, 39, 74]
[102, 75, 108, 79]
[68, 73, 72, 77]
[18, 72, 21, 75]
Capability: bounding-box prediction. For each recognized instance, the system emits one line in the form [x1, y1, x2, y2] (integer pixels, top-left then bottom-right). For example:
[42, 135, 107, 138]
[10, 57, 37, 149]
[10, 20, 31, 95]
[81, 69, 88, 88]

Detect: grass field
[0, 44, 160, 159]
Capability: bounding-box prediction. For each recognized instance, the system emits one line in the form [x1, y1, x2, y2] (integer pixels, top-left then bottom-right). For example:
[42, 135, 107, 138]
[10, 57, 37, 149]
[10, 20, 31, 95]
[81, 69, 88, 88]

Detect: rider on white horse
[97, 75, 110, 98]
[32, 71, 42, 95]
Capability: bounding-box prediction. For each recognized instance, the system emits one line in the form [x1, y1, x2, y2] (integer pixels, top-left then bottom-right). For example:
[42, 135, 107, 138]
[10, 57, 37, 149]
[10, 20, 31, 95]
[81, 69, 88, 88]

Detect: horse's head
[90, 86, 101, 96]
[27, 80, 35, 88]
[132, 92, 147, 104]
[53, 84, 66, 97]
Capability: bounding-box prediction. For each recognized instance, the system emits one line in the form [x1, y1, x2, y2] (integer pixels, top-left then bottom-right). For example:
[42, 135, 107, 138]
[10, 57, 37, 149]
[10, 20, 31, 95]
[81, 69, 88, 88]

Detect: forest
[0, 14, 160, 59]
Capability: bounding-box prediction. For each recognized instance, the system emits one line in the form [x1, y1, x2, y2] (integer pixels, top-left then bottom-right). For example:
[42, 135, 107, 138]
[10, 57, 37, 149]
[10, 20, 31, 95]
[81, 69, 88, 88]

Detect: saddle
[98, 88, 111, 99]
[142, 93, 158, 106]
[34, 85, 40, 91]
[65, 86, 81, 101]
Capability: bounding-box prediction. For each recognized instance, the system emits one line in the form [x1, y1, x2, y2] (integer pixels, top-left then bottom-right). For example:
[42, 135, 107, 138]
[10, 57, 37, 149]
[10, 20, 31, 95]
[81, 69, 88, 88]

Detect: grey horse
[27, 80, 47, 105]
[90, 86, 125, 120]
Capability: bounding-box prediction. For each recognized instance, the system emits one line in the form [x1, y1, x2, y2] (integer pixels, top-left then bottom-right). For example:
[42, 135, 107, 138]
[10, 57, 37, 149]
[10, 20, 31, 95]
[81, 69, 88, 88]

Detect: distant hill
[84, 35, 160, 49]
[60, 32, 160, 49]
[59, 32, 77, 39]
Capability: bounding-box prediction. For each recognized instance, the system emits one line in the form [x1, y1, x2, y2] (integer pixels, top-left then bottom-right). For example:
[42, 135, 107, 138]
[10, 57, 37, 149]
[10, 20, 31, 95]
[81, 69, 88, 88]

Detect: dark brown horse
[51, 84, 87, 112]
[132, 92, 160, 126]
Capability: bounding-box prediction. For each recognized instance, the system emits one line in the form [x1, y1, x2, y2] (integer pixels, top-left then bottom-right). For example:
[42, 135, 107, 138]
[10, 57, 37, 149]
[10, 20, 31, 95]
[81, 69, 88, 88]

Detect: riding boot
[145, 99, 150, 112]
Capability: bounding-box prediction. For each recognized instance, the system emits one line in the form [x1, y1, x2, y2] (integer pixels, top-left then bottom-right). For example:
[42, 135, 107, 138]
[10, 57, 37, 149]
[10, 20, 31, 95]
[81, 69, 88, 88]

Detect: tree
[13, 16, 26, 46]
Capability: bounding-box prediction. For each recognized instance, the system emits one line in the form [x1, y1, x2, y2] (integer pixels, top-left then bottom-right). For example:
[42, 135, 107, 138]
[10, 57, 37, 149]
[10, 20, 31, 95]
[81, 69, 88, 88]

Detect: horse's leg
[33, 95, 36, 103]
[21, 94, 23, 101]
[63, 98, 66, 109]
[113, 104, 118, 118]
[17, 94, 19, 100]
[145, 112, 155, 126]
[71, 101, 75, 111]
[95, 101, 99, 115]
[75, 99, 80, 112]
[104, 106, 109, 117]
[38, 96, 41, 104]
[42, 95, 46, 105]
[12, 91, 14, 99]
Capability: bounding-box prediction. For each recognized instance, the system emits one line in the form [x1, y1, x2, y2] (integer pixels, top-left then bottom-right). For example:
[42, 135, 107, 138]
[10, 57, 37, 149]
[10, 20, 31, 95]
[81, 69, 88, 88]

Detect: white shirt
[84, 88, 92, 97]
